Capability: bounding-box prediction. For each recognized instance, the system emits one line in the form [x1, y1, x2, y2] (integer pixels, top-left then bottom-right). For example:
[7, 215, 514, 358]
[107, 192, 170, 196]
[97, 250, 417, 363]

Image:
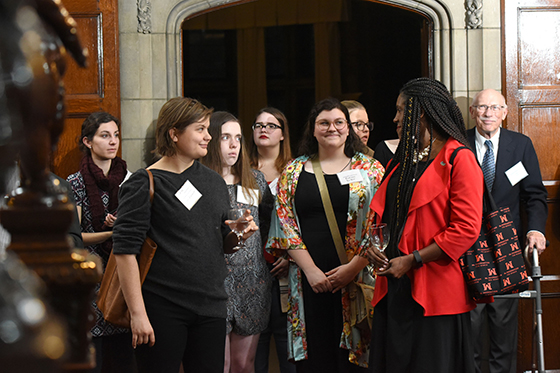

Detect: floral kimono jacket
[266, 153, 384, 367]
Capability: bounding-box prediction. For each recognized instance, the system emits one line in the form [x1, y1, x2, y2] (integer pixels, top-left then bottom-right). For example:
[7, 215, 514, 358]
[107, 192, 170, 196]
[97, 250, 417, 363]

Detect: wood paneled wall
[502, 0, 560, 371]
[51, 0, 120, 179]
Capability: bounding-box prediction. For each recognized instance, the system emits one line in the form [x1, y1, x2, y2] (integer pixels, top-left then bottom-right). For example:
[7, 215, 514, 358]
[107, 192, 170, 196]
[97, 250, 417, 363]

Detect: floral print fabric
[266, 153, 384, 367]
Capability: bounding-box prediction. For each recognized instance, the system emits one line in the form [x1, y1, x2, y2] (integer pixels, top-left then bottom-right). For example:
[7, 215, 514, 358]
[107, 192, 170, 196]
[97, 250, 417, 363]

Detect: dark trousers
[136, 291, 226, 373]
[254, 278, 296, 373]
[92, 333, 137, 373]
[471, 299, 518, 373]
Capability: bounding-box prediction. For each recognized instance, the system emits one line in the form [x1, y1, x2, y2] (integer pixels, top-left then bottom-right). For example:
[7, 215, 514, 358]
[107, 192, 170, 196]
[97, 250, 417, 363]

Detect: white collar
[474, 127, 500, 162]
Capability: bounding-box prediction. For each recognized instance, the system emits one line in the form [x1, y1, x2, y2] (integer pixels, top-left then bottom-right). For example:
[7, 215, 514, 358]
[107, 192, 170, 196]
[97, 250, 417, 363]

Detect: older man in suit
[468, 89, 548, 373]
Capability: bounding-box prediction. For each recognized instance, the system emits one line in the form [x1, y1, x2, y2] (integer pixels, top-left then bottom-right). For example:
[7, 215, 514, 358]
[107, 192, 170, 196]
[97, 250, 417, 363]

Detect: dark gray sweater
[113, 162, 230, 318]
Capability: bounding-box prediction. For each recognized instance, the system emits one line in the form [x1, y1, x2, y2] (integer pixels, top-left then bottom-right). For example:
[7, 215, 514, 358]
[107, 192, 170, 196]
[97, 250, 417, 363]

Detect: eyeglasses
[252, 122, 282, 131]
[351, 121, 374, 131]
[315, 119, 348, 130]
[473, 105, 505, 113]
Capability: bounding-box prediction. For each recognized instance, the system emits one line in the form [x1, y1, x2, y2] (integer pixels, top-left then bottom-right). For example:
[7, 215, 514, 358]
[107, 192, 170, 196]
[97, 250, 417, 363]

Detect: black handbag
[451, 147, 529, 300]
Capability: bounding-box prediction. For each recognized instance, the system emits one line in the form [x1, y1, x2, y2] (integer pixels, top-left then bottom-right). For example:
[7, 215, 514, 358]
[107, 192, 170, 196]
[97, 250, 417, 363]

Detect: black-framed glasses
[351, 121, 374, 131]
[252, 122, 282, 131]
[315, 119, 348, 130]
[473, 105, 505, 113]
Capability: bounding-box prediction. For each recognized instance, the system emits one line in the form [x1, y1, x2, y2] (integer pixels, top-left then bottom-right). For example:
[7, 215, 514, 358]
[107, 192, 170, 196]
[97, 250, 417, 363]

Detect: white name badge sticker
[337, 169, 363, 185]
[119, 170, 133, 187]
[175, 180, 202, 210]
[505, 161, 529, 187]
[237, 185, 260, 206]
[268, 177, 279, 196]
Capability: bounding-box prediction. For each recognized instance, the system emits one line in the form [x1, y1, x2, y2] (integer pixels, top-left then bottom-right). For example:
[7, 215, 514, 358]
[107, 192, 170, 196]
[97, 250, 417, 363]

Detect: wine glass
[368, 223, 390, 275]
[228, 208, 249, 251]
[370, 223, 389, 253]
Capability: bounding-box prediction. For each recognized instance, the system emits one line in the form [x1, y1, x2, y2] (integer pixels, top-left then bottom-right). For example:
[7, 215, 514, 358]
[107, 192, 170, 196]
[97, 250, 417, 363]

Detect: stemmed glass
[368, 223, 390, 275]
[228, 208, 249, 251]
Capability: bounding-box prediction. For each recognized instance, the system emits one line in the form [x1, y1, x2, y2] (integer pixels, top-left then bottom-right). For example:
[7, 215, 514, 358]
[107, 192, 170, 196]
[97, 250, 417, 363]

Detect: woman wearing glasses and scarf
[267, 98, 384, 372]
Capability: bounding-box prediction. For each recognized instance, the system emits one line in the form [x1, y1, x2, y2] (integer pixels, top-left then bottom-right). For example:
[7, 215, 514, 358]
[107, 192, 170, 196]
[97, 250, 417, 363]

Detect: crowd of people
[1, 77, 545, 373]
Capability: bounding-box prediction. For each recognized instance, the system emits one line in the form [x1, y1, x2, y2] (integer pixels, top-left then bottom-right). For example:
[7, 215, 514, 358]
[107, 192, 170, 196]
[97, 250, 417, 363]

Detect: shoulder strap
[448, 145, 497, 213]
[146, 169, 154, 204]
[311, 158, 348, 265]
[449, 146, 469, 166]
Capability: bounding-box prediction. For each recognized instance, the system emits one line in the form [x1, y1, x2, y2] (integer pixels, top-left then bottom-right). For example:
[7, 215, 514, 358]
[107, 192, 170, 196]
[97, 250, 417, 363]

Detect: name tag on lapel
[175, 180, 202, 210]
[505, 161, 529, 187]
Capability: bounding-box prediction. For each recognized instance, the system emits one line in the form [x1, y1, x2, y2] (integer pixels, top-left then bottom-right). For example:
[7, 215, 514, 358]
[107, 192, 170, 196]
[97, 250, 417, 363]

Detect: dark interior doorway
[182, 0, 430, 155]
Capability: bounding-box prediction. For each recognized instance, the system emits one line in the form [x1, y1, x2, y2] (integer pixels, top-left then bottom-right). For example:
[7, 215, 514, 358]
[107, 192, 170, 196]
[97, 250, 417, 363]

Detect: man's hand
[526, 231, 546, 255]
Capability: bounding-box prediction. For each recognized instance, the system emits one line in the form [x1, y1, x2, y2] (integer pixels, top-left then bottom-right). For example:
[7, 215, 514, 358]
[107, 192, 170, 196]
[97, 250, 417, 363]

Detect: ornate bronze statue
[0, 0, 102, 371]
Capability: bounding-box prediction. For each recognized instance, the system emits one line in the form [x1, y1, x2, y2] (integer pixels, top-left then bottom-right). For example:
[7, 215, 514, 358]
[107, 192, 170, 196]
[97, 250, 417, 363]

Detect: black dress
[293, 170, 367, 373]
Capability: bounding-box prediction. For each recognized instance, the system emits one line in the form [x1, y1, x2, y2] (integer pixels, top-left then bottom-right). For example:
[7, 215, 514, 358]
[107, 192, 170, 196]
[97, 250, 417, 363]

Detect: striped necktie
[481, 139, 495, 190]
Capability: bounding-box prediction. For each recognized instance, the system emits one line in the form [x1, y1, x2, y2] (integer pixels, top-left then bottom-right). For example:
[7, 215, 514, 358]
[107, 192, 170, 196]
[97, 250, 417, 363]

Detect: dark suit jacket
[467, 128, 548, 236]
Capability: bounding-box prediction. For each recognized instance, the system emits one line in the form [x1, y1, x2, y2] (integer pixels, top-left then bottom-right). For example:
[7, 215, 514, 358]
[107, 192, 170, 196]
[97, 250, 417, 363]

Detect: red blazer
[370, 138, 484, 316]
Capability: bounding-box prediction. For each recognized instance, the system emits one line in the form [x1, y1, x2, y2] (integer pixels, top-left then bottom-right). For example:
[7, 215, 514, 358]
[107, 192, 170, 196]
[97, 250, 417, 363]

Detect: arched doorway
[180, 0, 431, 152]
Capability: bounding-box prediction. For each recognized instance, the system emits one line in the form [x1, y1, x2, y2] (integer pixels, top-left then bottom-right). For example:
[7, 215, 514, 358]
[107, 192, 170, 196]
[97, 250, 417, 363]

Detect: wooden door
[51, 0, 120, 179]
[502, 0, 560, 371]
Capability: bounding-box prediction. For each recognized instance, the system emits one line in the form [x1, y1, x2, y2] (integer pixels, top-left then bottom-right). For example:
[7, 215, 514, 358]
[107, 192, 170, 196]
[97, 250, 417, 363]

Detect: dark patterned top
[224, 169, 274, 335]
[67, 171, 129, 337]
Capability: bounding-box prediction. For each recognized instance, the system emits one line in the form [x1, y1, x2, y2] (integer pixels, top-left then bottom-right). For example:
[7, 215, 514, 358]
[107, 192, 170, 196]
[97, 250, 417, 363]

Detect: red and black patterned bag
[459, 203, 529, 299]
[451, 147, 529, 300]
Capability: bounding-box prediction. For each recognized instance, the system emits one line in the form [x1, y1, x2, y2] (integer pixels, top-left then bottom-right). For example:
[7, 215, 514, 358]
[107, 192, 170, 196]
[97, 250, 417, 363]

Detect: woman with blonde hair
[341, 100, 374, 157]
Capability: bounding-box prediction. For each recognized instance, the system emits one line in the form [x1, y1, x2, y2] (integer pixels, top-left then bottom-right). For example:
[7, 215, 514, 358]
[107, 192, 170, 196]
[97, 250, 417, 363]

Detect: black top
[295, 170, 349, 271]
[113, 162, 231, 318]
[383, 160, 432, 259]
[373, 141, 395, 169]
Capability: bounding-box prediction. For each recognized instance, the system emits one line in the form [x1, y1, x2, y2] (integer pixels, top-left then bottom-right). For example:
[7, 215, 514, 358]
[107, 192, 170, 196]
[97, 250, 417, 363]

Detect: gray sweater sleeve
[113, 169, 151, 255]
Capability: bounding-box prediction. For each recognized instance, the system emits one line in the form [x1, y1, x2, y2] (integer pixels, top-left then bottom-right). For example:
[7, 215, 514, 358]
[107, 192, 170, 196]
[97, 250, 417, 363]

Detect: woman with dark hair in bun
[67, 111, 133, 372]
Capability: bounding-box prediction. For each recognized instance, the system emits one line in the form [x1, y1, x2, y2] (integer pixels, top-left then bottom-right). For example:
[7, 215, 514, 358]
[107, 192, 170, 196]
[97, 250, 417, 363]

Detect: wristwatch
[412, 250, 423, 268]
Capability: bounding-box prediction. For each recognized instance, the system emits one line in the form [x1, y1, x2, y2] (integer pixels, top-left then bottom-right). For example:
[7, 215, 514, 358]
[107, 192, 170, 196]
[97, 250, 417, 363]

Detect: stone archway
[164, 0, 454, 99]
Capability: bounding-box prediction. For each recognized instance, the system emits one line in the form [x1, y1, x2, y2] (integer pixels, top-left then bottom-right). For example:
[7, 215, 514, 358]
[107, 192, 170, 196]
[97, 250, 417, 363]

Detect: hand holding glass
[228, 208, 250, 251]
[368, 223, 390, 275]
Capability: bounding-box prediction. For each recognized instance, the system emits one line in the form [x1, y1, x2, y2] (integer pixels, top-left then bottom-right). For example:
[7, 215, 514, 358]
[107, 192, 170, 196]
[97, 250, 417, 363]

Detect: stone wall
[118, 0, 502, 171]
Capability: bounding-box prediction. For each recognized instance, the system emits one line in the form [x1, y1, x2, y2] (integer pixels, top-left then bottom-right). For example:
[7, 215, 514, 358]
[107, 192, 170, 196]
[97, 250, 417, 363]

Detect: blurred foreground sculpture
[0, 0, 101, 371]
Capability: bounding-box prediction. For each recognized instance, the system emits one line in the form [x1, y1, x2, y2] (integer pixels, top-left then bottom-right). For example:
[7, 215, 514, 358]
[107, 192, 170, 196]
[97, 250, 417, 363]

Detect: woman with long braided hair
[366, 78, 484, 372]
